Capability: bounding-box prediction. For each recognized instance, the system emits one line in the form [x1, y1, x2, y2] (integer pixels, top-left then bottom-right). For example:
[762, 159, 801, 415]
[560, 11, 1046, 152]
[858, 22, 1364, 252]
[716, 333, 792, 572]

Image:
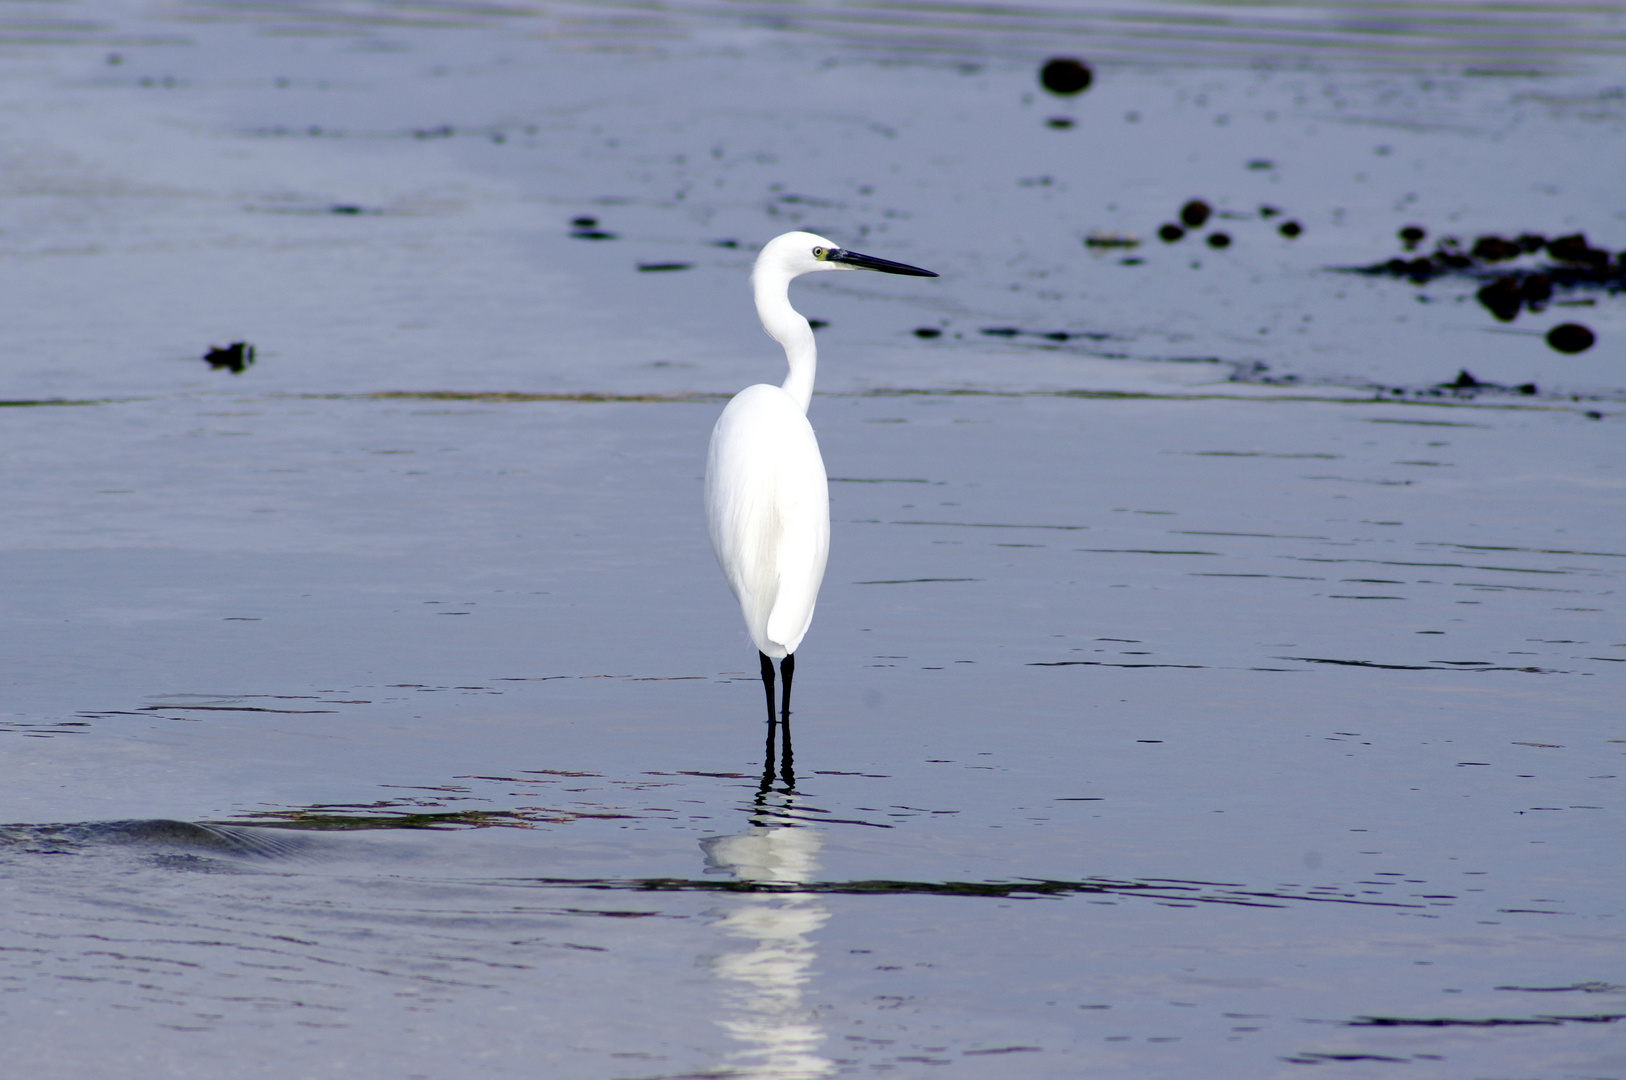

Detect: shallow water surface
[2, 2, 1623, 1078]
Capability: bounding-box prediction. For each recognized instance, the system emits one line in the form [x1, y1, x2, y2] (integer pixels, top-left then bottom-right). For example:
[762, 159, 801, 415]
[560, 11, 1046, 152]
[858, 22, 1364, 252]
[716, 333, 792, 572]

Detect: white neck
[752, 265, 817, 414]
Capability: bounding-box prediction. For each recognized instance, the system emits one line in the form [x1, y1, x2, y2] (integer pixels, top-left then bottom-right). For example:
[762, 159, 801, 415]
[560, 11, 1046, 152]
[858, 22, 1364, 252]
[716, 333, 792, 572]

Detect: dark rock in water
[913, 327, 942, 339]
[1476, 276, 1523, 322]
[1516, 232, 1547, 254]
[1180, 199, 1212, 228]
[1206, 232, 1231, 249]
[637, 262, 692, 272]
[1520, 273, 1552, 304]
[1547, 233, 1608, 267]
[711, 238, 739, 248]
[1279, 220, 1302, 238]
[204, 342, 254, 374]
[980, 327, 1021, 337]
[571, 216, 598, 228]
[1158, 223, 1185, 242]
[1471, 235, 1520, 262]
[1042, 331, 1071, 341]
[808, 319, 828, 330]
[1039, 57, 1093, 95]
[1437, 251, 1473, 269]
[1259, 205, 1282, 218]
[571, 229, 617, 240]
[1045, 116, 1075, 129]
[1547, 323, 1595, 354]
[1515, 382, 1538, 395]
[1399, 225, 1427, 250]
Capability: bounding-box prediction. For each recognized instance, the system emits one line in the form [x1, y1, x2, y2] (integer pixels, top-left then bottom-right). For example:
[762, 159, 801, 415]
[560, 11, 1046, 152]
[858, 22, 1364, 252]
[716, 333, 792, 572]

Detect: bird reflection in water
[699, 735, 832, 1079]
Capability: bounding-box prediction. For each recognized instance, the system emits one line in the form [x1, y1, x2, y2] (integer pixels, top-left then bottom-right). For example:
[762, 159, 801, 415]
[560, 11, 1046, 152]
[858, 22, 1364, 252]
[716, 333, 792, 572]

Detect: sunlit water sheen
[2, 1, 1623, 1077]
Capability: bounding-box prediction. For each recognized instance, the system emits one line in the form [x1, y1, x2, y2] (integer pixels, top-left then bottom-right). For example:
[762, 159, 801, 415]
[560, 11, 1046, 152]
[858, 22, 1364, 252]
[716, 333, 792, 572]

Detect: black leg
[778, 653, 796, 789]
[779, 652, 795, 725]
[758, 651, 776, 727]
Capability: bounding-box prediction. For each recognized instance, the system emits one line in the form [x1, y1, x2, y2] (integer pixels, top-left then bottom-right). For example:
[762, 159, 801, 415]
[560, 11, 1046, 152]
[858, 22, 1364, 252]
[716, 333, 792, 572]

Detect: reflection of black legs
[758, 651, 776, 727]
[779, 704, 795, 790]
[780, 652, 795, 725]
[758, 710, 778, 796]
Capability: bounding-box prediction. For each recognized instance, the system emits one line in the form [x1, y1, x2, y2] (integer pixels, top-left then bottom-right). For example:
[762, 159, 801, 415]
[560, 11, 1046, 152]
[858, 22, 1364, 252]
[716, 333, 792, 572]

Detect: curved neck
[753, 269, 817, 414]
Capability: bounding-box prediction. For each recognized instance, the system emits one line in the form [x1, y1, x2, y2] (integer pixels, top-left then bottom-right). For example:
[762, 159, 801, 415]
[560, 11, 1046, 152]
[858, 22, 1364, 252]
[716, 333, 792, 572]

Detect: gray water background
[3, 2, 1624, 1077]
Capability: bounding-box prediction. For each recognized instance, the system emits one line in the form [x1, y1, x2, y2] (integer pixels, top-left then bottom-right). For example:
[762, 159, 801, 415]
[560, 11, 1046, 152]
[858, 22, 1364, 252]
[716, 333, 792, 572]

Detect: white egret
[705, 231, 937, 727]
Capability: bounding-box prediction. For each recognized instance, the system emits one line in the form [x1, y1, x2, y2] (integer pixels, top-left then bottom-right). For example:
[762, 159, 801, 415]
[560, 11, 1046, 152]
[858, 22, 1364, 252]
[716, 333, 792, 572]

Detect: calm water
[3, 2, 1623, 1077]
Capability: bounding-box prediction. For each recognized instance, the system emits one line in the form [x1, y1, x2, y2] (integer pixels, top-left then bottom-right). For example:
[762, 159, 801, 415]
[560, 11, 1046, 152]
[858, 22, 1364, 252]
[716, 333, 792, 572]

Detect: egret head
[754, 231, 937, 284]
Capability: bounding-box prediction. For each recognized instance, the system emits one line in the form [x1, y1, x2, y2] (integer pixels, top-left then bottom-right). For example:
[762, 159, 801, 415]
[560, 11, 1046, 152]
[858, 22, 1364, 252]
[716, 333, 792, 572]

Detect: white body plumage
[706, 383, 830, 659]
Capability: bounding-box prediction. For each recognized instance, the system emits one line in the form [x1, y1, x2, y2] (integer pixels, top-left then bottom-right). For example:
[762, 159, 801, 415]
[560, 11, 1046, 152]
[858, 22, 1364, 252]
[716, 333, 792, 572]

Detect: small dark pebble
[1043, 331, 1071, 341]
[1586, 410, 1604, 419]
[913, 327, 942, 339]
[204, 342, 254, 374]
[1517, 232, 1547, 253]
[571, 230, 617, 240]
[1246, 159, 1274, 170]
[1446, 369, 1482, 389]
[1045, 116, 1075, 129]
[1279, 220, 1302, 238]
[1259, 205, 1281, 218]
[1206, 232, 1231, 249]
[1476, 276, 1523, 322]
[1521, 273, 1552, 304]
[711, 238, 739, 248]
[808, 319, 829, 330]
[1471, 235, 1521, 262]
[637, 262, 691, 272]
[1039, 57, 1093, 96]
[1438, 252, 1473, 269]
[1516, 383, 1538, 395]
[981, 327, 1021, 338]
[1405, 257, 1436, 278]
[1547, 233, 1609, 267]
[1180, 200, 1212, 228]
[1158, 223, 1185, 242]
[571, 216, 598, 228]
[1546, 233, 1588, 261]
[1399, 225, 1426, 250]
[330, 204, 366, 215]
[1547, 323, 1595, 354]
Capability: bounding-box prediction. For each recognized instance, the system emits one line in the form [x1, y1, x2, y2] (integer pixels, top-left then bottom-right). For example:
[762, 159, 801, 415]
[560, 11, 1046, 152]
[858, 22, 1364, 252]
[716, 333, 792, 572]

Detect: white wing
[705, 384, 830, 658]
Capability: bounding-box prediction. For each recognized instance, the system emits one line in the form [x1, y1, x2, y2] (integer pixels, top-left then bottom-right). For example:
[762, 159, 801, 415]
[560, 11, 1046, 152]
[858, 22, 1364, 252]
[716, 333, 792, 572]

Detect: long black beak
[829, 248, 938, 277]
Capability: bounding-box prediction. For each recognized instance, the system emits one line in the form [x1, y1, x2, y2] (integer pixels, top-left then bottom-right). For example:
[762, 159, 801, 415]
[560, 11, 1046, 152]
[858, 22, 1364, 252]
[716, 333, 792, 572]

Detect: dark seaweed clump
[1356, 229, 1622, 319]
[1348, 228, 1619, 353]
